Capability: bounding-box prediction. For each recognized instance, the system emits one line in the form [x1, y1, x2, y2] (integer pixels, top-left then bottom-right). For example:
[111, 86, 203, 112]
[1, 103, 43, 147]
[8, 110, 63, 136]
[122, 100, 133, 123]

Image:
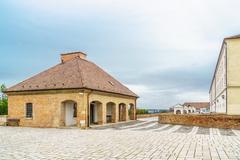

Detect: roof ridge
[76, 58, 85, 87]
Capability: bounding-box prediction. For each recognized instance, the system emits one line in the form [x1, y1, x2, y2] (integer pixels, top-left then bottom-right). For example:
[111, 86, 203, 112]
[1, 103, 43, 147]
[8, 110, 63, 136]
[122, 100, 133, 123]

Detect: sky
[0, 0, 240, 109]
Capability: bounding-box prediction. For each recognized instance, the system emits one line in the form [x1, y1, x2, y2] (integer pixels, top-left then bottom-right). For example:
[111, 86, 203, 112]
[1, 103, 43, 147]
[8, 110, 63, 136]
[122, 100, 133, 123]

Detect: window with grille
[26, 103, 33, 118]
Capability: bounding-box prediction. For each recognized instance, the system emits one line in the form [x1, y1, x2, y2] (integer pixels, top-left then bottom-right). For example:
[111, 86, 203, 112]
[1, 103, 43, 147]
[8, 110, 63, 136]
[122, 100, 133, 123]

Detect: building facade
[173, 102, 209, 114]
[5, 52, 138, 128]
[210, 35, 240, 115]
[173, 104, 196, 114]
[183, 102, 210, 114]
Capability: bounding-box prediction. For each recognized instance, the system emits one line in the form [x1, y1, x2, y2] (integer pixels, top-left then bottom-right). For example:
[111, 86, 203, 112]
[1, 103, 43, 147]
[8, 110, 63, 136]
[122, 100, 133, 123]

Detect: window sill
[25, 117, 33, 120]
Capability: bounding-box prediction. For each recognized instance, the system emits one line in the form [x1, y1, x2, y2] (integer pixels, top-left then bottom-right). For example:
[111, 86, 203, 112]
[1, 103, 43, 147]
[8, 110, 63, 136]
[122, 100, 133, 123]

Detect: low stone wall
[0, 115, 7, 126]
[137, 113, 160, 119]
[158, 113, 240, 129]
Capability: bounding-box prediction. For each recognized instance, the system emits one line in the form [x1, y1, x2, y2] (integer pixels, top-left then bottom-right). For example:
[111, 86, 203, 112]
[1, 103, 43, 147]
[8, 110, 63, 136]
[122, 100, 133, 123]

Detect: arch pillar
[119, 103, 127, 121]
[134, 103, 137, 120]
[125, 105, 129, 121]
[115, 103, 119, 123]
[102, 102, 107, 124]
[77, 93, 87, 129]
[129, 103, 135, 120]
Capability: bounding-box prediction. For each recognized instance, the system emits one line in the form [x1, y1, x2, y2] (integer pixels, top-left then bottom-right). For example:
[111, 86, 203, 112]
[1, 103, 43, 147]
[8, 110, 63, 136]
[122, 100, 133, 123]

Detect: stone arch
[90, 100, 103, 125]
[119, 103, 127, 121]
[106, 102, 116, 123]
[61, 100, 77, 126]
[183, 110, 188, 114]
[176, 110, 181, 114]
[128, 103, 135, 120]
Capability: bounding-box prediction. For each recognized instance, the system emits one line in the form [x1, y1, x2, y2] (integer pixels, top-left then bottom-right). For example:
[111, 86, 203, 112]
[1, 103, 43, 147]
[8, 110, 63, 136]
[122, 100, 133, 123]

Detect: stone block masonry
[158, 113, 240, 129]
[7, 89, 136, 128]
[0, 115, 7, 126]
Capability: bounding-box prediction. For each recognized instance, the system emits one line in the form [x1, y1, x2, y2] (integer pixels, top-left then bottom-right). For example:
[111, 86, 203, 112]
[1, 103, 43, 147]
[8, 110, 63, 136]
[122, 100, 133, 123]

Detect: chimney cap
[61, 51, 87, 56]
[61, 51, 87, 63]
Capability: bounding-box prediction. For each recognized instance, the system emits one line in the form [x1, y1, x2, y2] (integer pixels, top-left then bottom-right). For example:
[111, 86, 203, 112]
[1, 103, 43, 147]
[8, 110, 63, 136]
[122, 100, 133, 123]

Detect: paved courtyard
[1, 118, 240, 160]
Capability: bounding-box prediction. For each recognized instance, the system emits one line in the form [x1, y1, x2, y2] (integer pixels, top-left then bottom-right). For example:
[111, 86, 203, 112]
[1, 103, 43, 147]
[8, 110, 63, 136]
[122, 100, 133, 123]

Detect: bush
[0, 84, 8, 115]
[136, 109, 149, 114]
[0, 98, 8, 115]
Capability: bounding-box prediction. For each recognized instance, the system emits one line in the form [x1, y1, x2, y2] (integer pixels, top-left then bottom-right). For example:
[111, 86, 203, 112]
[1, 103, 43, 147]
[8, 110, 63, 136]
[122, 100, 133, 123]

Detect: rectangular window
[73, 103, 77, 118]
[26, 103, 33, 118]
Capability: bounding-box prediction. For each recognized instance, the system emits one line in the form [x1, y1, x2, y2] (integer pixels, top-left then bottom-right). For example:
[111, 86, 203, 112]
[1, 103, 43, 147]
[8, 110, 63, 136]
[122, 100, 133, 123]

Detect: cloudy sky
[0, 0, 240, 109]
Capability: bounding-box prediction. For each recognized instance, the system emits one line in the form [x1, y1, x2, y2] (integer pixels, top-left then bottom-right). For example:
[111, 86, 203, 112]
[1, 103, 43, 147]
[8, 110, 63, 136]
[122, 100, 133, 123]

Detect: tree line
[0, 84, 8, 115]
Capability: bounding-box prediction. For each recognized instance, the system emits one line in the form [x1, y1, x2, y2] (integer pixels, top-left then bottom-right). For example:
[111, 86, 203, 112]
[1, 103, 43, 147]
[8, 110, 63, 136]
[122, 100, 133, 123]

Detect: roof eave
[5, 87, 139, 98]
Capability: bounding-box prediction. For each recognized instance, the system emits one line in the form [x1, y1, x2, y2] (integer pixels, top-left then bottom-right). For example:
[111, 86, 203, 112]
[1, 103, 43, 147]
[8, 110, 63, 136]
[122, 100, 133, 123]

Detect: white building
[209, 35, 240, 115]
[173, 102, 210, 115]
[183, 102, 210, 114]
[173, 104, 196, 114]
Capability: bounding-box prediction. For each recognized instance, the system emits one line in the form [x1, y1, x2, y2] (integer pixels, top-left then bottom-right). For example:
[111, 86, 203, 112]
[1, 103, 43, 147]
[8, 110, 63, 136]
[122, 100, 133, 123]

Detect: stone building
[183, 102, 210, 114]
[5, 52, 138, 128]
[173, 102, 209, 114]
[173, 104, 195, 114]
[209, 35, 240, 115]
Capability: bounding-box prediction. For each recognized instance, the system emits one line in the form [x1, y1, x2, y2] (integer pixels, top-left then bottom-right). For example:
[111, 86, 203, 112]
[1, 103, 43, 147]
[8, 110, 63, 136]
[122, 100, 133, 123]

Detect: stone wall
[0, 115, 7, 126]
[137, 113, 160, 119]
[158, 113, 240, 129]
[7, 89, 137, 128]
[7, 90, 84, 128]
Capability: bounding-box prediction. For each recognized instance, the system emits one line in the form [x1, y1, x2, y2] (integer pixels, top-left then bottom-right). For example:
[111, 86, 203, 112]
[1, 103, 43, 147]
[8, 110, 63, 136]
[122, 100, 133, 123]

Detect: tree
[0, 84, 8, 115]
[136, 109, 149, 114]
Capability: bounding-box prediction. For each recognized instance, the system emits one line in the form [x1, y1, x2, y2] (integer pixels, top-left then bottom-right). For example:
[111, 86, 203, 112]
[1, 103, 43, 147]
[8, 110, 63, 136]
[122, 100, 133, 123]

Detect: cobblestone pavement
[1, 118, 240, 160]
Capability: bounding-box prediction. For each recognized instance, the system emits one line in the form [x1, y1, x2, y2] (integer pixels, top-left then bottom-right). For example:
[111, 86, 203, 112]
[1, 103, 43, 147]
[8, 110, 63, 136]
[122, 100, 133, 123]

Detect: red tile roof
[6, 56, 138, 97]
[183, 102, 210, 109]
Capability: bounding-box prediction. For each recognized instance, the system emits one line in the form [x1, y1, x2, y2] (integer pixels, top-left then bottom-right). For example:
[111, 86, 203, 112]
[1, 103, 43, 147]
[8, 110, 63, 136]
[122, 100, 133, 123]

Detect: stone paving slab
[119, 120, 157, 130]
[174, 125, 193, 133]
[92, 120, 143, 130]
[219, 128, 236, 136]
[133, 123, 166, 131]
[1, 118, 240, 160]
[196, 127, 210, 135]
[154, 124, 174, 132]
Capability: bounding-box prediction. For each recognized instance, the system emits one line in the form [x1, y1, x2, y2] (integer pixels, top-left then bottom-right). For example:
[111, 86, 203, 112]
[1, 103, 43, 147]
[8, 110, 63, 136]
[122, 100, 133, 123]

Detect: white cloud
[4, 0, 240, 108]
[176, 91, 209, 102]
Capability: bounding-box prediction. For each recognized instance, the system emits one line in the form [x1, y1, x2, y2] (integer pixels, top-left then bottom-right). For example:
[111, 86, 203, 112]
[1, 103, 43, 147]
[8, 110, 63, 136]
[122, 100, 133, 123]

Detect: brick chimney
[61, 51, 87, 63]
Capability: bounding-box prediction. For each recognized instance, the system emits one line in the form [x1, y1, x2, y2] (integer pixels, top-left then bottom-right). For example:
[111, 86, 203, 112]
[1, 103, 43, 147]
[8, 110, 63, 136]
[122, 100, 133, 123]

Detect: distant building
[183, 102, 210, 114]
[173, 102, 209, 114]
[209, 35, 240, 115]
[173, 104, 196, 114]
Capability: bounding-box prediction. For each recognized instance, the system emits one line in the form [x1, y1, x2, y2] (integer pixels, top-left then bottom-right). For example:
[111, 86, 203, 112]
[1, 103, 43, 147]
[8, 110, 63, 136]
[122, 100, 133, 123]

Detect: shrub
[0, 98, 8, 115]
[136, 109, 149, 114]
[0, 84, 8, 115]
